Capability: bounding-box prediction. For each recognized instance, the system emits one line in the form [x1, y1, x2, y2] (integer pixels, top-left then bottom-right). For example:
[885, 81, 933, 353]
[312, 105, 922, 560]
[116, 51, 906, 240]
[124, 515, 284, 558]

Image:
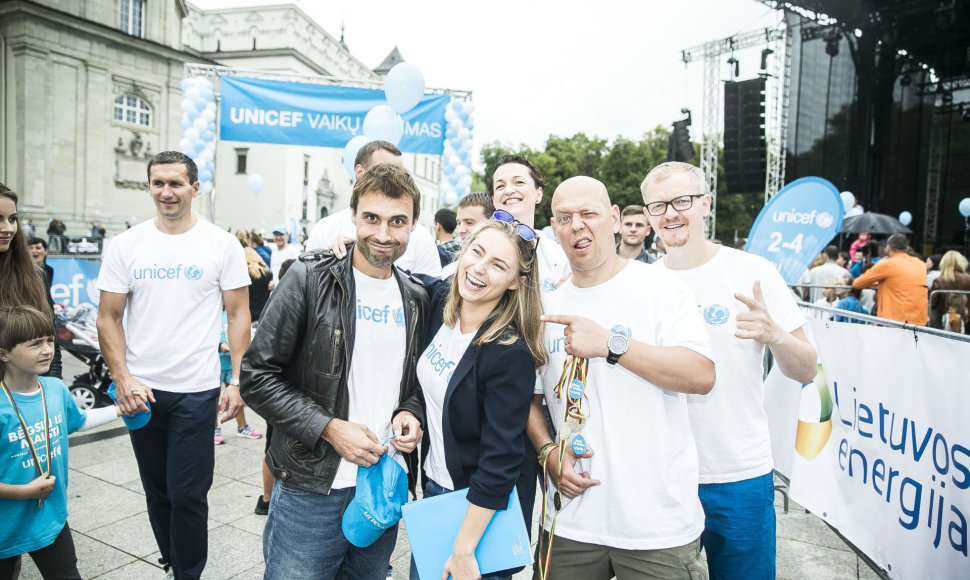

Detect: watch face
[609, 334, 629, 355]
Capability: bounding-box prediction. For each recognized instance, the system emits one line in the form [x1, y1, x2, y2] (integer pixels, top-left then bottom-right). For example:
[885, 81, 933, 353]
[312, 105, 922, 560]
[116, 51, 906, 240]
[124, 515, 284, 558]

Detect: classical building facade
[0, 0, 441, 240]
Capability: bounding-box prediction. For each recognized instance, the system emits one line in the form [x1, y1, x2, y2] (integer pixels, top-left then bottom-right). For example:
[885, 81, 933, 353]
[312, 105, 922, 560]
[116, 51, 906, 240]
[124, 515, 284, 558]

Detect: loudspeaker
[724, 78, 766, 194]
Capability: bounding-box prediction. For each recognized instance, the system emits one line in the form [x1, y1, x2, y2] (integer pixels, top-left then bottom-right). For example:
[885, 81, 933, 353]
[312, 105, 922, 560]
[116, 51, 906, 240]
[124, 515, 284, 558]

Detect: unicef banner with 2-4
[48, 257, 101, 308]
[219, 75, 449, 154]
[746, 177, 844, 284]
[765, 318, 970, 578]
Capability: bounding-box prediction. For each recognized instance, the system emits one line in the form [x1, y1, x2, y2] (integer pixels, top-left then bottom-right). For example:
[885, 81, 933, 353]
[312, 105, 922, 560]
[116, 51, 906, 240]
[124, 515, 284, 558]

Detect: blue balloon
[362, 105, 404, 145]
[181, 119, 192, 130]
[180, 78, 193, 91]
[384, 62, 426, 114]
[898, 211, 912, 226]
[201, 88, 215, 102]
[201, 129, 215, 142]
[194, 99, 207, 114]
[960, 197, 970, 218]
[342, 135, 374, 179]
[199, 170, 212, 182]
[446, 127, 457, 139]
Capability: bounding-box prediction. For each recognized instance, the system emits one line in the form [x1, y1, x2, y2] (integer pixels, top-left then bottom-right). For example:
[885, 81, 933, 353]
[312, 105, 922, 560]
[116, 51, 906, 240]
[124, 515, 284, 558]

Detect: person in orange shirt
[851, 233, 929, 325]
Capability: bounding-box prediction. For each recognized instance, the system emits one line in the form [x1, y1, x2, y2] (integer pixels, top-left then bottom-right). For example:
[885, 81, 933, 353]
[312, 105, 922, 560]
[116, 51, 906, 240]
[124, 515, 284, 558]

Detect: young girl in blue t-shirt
[0, 305, 121, 578]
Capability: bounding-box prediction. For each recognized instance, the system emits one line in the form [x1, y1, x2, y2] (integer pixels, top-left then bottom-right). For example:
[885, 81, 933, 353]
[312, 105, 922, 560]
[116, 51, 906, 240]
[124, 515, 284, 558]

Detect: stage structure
[180, 63, 472, 225]
[682, 26, 790, 237]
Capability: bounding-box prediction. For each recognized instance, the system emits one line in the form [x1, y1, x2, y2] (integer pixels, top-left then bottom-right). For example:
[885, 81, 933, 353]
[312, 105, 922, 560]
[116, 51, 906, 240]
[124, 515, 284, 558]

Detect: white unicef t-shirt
[97, 219, 250, 392]
[536, 260, 712, 550]
[417, 321, 476, 490]
[305, 208, 442, 277]
[331, 268, 407, 489]
[656, 246, 806, 483]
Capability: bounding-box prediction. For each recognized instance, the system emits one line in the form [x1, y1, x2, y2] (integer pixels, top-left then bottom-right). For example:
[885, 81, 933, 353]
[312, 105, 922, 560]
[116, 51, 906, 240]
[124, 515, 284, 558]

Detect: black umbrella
[840, 212, 913, 234]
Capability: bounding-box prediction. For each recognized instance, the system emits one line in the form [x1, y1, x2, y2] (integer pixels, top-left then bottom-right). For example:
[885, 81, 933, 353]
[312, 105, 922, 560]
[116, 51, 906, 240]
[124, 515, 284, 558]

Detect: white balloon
[185, 86, 201, 101]
[180, 138, 192, 151]
[184, 128, 199, 141]
[181, 98, 194, 112]
[444, 110, 457, 123]
[444, 191, 459, 205]
[449, 118, 464, 130]
[460, 175, 472, 187]
[202, 109, 216, 123]
[193, 117, 207, 133]
[362, 105, 404, 145]
[840, 191, 855, 211]
[194, 76, 210, 91]
[247, 174, 264, 195]
[463, 102, 475, 114]
[457, 128, 470, 141]
[455, 165, 469, 177]
[200, 181, 213, 195]
[449, 155, 461, 168]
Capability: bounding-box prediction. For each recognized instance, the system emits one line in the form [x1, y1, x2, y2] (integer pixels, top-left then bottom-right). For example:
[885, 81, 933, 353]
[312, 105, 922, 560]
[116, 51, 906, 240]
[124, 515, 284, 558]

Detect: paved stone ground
[18, 359, 883, 579]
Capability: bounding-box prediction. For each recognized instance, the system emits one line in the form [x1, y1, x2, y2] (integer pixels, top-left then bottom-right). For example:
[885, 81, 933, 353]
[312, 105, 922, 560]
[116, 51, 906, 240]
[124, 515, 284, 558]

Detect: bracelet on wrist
[537, 442, 557, 467]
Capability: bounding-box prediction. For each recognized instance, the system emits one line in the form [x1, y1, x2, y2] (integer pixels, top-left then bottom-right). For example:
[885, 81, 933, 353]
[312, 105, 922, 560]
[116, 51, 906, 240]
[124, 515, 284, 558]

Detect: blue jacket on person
[418, 276, 538, 534]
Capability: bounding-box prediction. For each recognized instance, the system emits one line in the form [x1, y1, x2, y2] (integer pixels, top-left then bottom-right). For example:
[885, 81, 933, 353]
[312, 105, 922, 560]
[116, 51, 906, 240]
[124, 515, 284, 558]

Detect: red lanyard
[1, 379, 52, 508]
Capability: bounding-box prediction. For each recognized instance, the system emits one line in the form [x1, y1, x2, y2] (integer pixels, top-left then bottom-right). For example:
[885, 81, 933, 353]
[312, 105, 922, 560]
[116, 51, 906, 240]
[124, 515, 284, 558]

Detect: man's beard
[357, 235, 407, 268]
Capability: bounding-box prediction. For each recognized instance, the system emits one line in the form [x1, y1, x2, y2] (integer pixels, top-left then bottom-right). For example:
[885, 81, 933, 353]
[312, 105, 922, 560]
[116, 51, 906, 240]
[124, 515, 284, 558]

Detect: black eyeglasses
[492, 210, 537, 241]
[645, 194, 706, 216]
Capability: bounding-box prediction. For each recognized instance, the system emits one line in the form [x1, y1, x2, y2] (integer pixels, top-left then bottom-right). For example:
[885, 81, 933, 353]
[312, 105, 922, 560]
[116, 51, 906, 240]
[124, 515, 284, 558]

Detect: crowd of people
[796, 233, 970, 333]
[0, 141, 964, 580]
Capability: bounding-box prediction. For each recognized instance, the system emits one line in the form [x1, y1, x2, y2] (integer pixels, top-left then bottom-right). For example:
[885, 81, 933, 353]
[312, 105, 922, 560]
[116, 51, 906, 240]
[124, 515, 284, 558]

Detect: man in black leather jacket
[241, 164, 429, 579]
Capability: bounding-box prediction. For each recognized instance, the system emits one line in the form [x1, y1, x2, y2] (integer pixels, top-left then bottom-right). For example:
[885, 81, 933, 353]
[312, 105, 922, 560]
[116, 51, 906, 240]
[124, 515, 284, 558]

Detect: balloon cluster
[440, 100, 474, 206]
[179, 76, 217, 196]
[341, 63, 426, 180]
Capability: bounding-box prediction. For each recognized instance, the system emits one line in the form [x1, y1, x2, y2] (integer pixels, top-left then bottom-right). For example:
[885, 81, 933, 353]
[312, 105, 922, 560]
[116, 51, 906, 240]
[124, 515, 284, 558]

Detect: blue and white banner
[746, 177, 844, 284]
[219, 76, 449, 154]
[766, 317, 970, 579]
[48, 257, 101, 308]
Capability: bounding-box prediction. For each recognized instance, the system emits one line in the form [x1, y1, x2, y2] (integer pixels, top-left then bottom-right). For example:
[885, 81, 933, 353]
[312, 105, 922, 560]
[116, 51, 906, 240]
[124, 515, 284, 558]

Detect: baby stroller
[55, 303, 112, 410]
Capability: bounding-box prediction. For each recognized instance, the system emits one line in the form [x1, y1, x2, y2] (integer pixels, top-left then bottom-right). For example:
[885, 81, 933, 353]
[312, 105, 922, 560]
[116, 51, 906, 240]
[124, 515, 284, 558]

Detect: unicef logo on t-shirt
[392, 307, 405, 326]
[702, 304, 730, 325]
[609, 324, 632, 338]
[541, 279, 557, 293]
[185, 265, 204, 281]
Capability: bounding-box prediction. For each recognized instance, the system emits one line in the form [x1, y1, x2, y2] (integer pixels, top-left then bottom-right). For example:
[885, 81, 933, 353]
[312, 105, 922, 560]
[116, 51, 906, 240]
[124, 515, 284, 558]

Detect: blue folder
[402, 487, 532, 580]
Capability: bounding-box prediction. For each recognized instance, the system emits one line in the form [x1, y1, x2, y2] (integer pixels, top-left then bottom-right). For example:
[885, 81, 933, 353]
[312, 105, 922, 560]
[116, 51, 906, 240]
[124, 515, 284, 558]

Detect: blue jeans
[263, 479, 398, 580]
[698, 472, 776, 580]
[409, 479, 511, 580]
[129, 388, 219, 580]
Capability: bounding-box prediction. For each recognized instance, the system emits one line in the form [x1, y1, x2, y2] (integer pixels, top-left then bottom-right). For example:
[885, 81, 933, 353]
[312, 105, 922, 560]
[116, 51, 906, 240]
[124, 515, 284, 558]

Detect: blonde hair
[939, 250, 969, 283]
[640, 162, 708, 201]
[236, 229, 252, 248]
[244, 247, 270, 279]
[443, 220, 547, 368]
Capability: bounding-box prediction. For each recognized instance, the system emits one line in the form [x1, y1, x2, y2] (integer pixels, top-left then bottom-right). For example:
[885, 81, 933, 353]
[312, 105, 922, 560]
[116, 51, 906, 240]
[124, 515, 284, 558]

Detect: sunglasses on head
[492, 210, 537, 242]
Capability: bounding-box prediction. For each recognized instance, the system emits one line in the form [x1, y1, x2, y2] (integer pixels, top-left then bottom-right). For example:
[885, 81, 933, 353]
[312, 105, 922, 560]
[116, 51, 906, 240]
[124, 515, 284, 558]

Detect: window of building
[236, 149, 248, 174]
[113, 95, 151, 127]
[120, 0, 144, 37]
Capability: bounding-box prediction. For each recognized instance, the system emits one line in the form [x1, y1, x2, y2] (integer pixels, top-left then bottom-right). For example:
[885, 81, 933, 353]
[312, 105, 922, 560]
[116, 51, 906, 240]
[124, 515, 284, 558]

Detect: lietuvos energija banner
[766, 318, 969, 578]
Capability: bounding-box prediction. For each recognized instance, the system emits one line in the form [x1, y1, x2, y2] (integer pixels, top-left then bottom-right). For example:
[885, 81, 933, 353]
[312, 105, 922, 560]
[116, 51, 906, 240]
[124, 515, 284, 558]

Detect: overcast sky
[195, 0, 782, 156]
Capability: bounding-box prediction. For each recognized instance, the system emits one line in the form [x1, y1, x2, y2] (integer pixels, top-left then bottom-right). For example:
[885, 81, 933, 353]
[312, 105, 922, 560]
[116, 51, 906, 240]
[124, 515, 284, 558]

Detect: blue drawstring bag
[106, 383, 151, 430]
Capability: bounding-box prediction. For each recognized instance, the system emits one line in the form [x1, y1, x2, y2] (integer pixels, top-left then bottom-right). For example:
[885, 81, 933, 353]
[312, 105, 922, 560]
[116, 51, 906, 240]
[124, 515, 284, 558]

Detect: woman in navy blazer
[414, 218, 546, 580]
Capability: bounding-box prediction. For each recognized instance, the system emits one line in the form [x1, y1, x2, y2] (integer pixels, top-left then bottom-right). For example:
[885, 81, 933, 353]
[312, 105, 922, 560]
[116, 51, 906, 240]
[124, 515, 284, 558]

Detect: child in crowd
[834, 279, 868, 324]
[944, 293, 968, 334]
[215, 310, 261, 444]
[812, 278, 841, 319]
[0, 306, 121, 578]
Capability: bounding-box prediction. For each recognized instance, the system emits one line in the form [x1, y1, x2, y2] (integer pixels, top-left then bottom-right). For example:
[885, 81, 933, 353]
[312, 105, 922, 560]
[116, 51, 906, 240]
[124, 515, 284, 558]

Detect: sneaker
[236, 424, 263, 439]
[386, 565, 393, 579]
[163, 565, 174, 580]
[214, 427, 226, 445]
[254, 495, 270, 516]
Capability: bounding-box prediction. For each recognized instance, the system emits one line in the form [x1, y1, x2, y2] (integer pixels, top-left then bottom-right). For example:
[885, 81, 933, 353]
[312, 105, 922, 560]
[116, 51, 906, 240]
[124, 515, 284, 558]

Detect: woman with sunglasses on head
[0, 183, 63, 380]
[417, 214, 546, 580]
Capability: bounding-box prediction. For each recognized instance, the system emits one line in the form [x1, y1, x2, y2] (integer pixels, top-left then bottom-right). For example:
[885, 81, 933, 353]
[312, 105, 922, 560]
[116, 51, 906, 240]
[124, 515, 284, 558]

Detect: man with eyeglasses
[527, 176, 715, 579]
[641, 162, 817, 580]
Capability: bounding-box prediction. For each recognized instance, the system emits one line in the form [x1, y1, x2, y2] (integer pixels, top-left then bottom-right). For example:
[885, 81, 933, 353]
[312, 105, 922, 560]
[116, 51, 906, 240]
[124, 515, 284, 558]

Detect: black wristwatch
[606, 333, 629, 365]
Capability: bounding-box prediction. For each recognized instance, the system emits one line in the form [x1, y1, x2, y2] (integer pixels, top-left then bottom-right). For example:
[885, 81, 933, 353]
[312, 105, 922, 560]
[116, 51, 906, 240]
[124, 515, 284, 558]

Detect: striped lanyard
[537, 354, 590, 580]
[1, 379, 52, 508]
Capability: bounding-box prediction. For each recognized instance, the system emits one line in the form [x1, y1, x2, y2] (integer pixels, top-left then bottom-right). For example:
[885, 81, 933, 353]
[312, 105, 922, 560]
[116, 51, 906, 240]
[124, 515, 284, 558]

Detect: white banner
[766, 317, 970, 579]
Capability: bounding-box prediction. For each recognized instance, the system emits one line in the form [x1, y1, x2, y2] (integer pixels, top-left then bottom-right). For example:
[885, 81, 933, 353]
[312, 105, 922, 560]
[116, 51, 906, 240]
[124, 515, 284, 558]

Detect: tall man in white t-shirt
[488, 155, 570, 293]
[305, 140, 442, 277]
[97, 151, 252, 580]
[641, 162, 817, 580]
[527, 176, 715, 579]
[240, 163, 427, 579]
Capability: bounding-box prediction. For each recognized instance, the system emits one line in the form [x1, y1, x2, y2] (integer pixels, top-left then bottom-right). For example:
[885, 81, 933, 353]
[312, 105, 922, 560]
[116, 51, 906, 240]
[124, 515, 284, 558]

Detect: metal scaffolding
[682, 26, 790, 236]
